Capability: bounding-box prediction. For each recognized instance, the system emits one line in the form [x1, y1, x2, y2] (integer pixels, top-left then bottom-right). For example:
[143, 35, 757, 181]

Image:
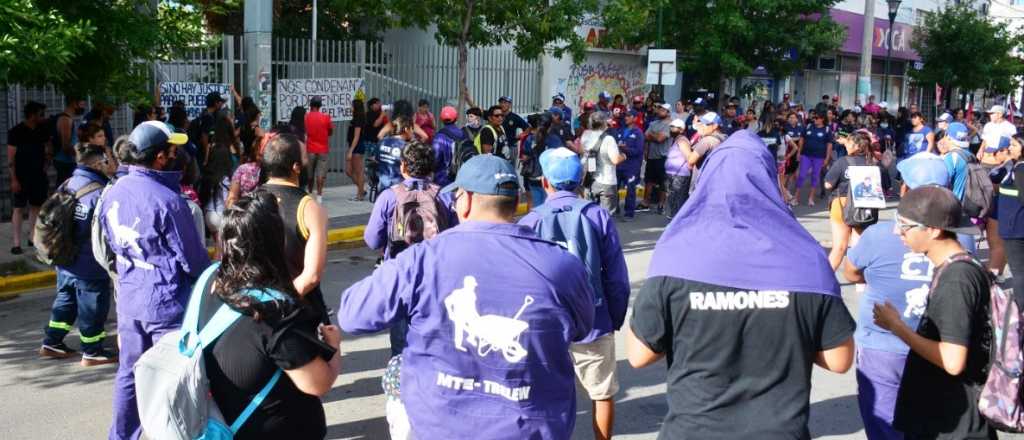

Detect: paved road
[0, 203, 1016, 439]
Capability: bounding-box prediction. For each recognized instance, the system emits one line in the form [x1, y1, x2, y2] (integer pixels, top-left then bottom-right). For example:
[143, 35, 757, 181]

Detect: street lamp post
[883, 0, 901, 103]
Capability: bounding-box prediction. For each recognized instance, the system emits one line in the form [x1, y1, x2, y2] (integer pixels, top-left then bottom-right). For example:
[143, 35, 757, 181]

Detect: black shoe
[26, 240, 33, 248]
[81, 349, 118, 367]
[11, 246, 23, 255]
[39, 343, 77, 359]
[636, 204, 651, 212]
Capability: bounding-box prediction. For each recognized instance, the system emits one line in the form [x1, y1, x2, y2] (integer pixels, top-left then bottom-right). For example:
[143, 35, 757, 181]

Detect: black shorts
[12, 177, 48, 208]
[645, 158, 667, 185]
[785, 156, 800, 175]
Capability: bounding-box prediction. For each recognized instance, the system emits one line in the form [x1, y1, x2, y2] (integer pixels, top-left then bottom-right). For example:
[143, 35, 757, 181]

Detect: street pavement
[0, 201, 1020, 439]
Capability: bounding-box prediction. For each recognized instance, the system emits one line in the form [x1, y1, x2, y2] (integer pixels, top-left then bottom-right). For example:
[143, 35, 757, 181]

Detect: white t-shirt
[982, 120, 1016, 148]
[581, 130, 621, 186]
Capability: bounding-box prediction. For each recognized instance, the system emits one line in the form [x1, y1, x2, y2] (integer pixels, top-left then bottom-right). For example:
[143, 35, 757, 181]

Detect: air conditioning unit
[818, 56, 837, 71]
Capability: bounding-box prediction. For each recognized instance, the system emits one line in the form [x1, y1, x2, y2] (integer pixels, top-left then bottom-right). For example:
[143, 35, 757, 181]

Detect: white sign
[159, 82, 230, 119]
[646, 49, 677, 85]
[277, 78, 366, 122]
[848, 166, 886, 209]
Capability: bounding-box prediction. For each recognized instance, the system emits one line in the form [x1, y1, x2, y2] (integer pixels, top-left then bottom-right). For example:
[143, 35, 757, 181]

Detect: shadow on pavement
[808, 394, 863, 438]
[326, 415, 389, 439]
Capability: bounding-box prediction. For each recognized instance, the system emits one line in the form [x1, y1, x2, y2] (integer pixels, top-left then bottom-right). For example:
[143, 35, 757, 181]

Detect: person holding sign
[824, 130, 881, 271]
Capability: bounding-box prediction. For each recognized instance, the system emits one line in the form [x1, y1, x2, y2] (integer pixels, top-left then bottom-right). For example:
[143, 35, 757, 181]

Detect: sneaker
[26, 240, 33, 248]
[636, 204, 651, 212]
[316, 195, 323, 203]
[39, 343, 77, 359]
[81, 349, 118, 367]
[11, 246, 22, 255]
[655, 206, 665, 215]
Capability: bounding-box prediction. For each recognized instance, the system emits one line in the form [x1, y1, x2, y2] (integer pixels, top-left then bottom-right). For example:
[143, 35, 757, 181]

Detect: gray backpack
[134, 263, 286, 440]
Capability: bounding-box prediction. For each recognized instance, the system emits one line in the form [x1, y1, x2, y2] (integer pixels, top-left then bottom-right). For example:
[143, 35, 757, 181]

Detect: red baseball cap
[632, 95, 644, 103]
[440, 106, 458, 122]
[583, 100, 596, 110]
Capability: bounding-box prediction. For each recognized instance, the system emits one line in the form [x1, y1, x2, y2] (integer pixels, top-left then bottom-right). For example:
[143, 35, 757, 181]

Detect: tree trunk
[457, 0, 477, 120]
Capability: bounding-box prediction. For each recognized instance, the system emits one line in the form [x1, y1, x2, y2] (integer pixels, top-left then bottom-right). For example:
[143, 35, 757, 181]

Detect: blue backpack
[135, 263, 288, 440]
[530, 198, 604, 307]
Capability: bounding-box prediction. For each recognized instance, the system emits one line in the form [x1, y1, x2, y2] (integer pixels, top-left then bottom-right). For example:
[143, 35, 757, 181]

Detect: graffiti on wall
[563, 62, 648, 114]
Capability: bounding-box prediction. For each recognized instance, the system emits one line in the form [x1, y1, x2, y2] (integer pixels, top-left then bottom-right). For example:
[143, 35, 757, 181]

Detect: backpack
[954, 149, 995, 219]
[841, 158, 879, 228]
[582, 132, 611, 190]
[529, 198, 604, 307]
[449, 138, 478, 181]
[387, 182, 451, 258]
[135, 263, 287, 440]
[929, 254, 1021, 432]
[33, 181, 104, 266]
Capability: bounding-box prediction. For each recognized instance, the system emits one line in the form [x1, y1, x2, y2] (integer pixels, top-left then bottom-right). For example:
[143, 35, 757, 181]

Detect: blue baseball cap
[985, 136, 1012, 153]
[692, 97, 705, 107]
[552, 93, 565, 102]
[441, 154, 519, 197]
[946, 122, 969, 148]
[937, 112, 953, 123]
[539, 147, 582, 187]
[499, 96, 513, 104]
[129, 121, 188, 152]
[897, 152, 949, 189]
[599, 91, 612, 100]
[547, 106, 564, 119]
[696, 111, 722, 126]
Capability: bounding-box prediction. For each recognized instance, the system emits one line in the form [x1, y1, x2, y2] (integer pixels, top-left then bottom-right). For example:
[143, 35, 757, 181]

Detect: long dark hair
[214, 190, 299, 320]
[289, 106, 306, 137]
[352, 99, 366, 127]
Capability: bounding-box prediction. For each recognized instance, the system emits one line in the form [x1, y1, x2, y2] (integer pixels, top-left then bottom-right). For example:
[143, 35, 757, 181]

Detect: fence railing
[1, 33, 543, 216]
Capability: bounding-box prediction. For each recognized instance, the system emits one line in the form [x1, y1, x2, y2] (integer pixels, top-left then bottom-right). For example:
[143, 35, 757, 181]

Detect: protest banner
[159, 82, 230, 119]
[277, 78, 365, 122]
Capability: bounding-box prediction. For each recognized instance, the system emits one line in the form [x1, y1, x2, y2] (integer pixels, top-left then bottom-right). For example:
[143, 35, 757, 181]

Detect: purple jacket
[339, 221, 594, 439]
[616, 127, 644, 175]
[432, 124, 465, 186]
[101, 166, 210, 323]
[518, 191, 630, 342]
[57, 166, 110, 280]
[364, 177, 457, 259]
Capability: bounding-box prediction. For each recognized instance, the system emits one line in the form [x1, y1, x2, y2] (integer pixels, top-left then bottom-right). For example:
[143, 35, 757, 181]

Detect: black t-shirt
[6, 122, 49, 182]
[479, 124, 507, 158]
[893, 260, 993, 439]
[631, 276, 855, 440]
[199, 290, 335, 440]
[824, 156, 875, 198]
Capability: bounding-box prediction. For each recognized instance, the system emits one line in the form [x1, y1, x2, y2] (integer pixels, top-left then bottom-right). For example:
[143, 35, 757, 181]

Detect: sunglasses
[894, 216, 926, 235]
[492, 114, 505, 119]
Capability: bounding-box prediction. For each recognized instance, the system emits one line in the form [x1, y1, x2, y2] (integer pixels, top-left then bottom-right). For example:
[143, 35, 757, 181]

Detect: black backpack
[449, 138, 479, 182]
[34, 181, 104, 266]
[953, 149, 995, 219]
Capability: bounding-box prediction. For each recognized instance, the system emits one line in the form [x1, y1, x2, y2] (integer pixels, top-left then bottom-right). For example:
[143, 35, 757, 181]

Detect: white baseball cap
[879, 101, 889, 109]
[670, 118, 686, 129]
[988, 105, 1007, 114]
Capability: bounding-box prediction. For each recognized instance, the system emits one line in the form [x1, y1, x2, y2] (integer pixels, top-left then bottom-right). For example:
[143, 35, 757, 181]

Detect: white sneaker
[316, 195, 323, 203]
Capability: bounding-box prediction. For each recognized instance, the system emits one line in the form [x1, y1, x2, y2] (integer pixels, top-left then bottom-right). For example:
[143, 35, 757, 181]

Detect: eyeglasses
[894, 216, 926, 235]
[492, 114, 505, 119]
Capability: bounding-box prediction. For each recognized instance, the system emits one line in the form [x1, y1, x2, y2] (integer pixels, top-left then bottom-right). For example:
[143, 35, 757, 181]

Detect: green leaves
[2, 0, 215, 104]
[0, 0, 94, 87]
[911, 4, 1024, 96]
[601, 0, 844, 87]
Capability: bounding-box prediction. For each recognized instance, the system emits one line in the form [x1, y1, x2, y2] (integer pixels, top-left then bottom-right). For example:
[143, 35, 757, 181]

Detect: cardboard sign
[159, 82, 230, 119]
[276, 78, 366, 122]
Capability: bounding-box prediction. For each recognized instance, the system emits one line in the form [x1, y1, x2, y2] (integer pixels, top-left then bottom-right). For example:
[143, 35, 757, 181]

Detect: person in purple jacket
[627, 130, 855, 440]
[39, 142, 117, 365]
[617, 110, 645, 220]
[339, 154, 595, 440]
[102, 121, 211, 440]
[518, 147, 630, 440]
[431, 106, 465, 187]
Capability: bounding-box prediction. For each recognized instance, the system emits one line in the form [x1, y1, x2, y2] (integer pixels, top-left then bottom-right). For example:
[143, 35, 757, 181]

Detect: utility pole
[312, 0, 318, 79]
[245, 0, 273, 128]
[858, 0, 875, 105]
[655, 7, 665, 98]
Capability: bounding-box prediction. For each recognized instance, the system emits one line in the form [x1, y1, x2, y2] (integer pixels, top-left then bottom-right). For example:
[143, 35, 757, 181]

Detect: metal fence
[0, 33, 542, 216]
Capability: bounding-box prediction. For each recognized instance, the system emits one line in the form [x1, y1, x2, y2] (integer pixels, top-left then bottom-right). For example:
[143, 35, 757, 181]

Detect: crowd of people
[8, 84, 1024, 440]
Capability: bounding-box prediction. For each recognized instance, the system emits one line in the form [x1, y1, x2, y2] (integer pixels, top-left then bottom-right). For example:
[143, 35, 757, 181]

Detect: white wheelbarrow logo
[444, 276, 534, 363]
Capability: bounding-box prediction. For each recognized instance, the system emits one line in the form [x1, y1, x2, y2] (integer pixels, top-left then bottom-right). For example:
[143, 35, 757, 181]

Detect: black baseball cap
[310, 96, 323, 107]
[897, 186, 980, 235]
[205, 92, 226, 107]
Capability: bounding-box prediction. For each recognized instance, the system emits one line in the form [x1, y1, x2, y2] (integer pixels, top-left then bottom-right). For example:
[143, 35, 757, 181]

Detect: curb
[0, 187, 647, 299]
